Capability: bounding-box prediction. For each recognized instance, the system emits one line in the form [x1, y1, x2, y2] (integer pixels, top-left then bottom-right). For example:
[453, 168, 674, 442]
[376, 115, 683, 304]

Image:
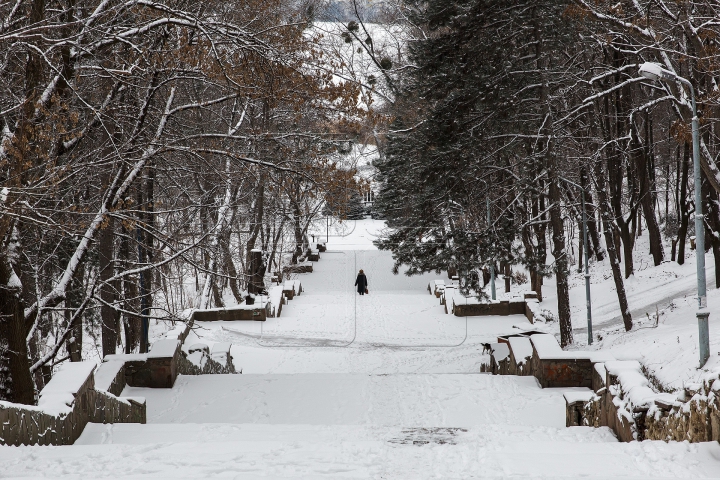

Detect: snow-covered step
[75, 422, 617, 446]
[6, 422, 716, 478]
[122, 373, 580, 427]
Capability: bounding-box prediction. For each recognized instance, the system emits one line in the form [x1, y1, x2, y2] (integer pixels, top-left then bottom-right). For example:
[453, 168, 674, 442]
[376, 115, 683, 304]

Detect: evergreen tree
[374, 0, 578, 345]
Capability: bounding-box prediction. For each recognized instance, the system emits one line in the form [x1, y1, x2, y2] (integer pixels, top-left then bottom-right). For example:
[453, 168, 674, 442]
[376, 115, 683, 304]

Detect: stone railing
[189, 280, 303, 322]
[283, 261, 314, 275]
[192, 303, 272, 322]
[428, 280, 445, 298]
[101, 338, 182, 389]
[98, 314, 239, 389]
[178, 342, 237, 375]
[489, 332, 720, 444]
[435, 284, 545, 323]
[0, 362, 145, 446]
[579, 360, 720, 443]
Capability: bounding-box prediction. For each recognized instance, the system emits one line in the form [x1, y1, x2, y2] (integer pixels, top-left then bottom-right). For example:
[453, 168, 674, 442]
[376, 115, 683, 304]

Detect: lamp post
[639, 62, 709, 367]
[487, 198, 496, 300]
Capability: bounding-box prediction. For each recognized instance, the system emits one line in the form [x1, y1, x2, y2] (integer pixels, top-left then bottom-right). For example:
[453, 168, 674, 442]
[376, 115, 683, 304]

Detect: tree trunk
[248, 249, 265, 295]
[594, 159, 633, 331]
[677, 143, 691, 265]
[504, 262, 511, 293]
[100, 214, 116, 358]
[522, 222, 537, 294]
[702, 179, 720, 288]
[120, 207, 141, 354]
[0, 260, 35, 404]
[549, 179, 573, 347]
[634, 125, 664, 265]
[534, 194, 546, 301]
[220, 230, 243, 303]
[577, 219, 584, 273]
[65, 261, 84, 362]
[291, 200, 305, 264]
[580, 167, 604, 261]
[136, 181, 150, 353]
[144, 165, 155, 316]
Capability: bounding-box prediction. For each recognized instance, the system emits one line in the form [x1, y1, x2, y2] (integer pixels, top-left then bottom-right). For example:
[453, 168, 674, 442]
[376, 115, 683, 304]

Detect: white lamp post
[638, 62, 710, 367]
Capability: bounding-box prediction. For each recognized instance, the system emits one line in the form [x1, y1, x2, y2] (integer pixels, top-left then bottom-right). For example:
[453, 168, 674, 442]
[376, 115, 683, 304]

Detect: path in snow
[188, 249, 524, 375]
[2, 220, 719, 479]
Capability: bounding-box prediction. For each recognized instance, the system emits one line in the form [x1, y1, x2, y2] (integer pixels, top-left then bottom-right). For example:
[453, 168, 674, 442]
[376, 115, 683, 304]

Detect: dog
[481, 342, 492, 355]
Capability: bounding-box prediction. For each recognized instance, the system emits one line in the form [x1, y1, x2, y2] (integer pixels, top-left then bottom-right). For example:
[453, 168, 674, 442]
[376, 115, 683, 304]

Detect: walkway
[2, 220, 719, 478]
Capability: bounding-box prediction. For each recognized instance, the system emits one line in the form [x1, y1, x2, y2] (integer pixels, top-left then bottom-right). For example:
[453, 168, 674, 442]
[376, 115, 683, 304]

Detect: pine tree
[374, 0, 578, 345]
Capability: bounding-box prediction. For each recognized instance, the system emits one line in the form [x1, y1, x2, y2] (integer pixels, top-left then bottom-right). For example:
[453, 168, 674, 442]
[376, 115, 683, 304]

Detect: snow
[508, 336, 533, 364]
[530, 333, 564, 358]
[94, 360, 125, 392]
[38, 361, 96, 397]
[283, 279, 302, 294]
[605, 360, 657, 407]
[163, 322, 190, 341]
[123, 373, 575, 427]
[563, 390, 596, 404]
[35, 362, 96, 415]
[5, 423, 714, 479]
[147, 339, 179, 359]
[491, 342, 510, 362]
[267, 285, 284, 316]
[210, 342, 232, 365]
[103, 353, 148, 362]
[4, 220, 720, 478]
[535, 230, 720, 391]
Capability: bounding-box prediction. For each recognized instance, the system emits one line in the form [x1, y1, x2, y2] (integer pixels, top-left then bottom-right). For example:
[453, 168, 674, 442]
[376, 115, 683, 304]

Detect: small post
[327, 216, 329, 243]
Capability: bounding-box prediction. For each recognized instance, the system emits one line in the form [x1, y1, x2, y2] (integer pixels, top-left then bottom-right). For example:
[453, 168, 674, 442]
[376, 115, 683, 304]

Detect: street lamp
[638, 62, 710, 367]
[487, 198, 496, 300]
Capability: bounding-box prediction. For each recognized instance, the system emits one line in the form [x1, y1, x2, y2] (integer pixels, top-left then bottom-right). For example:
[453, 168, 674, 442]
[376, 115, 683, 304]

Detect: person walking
[355, 269, 368, 295]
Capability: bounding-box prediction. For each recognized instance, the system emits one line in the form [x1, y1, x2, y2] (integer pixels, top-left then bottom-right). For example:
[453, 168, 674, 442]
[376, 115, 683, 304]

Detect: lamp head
[638, 62, 674, 83]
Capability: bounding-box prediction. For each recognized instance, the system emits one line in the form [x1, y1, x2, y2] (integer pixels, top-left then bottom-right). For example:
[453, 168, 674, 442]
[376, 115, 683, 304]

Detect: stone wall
[0, 362, 145, 446]
[453, 300, 526, 317]
[283, 262, 313, 275]
[193, 305, 269, 321]
[534, 357, 594, 389]
[441, 289, 543, 323]
[178, 342, 237, 375]
[643, 382, 720, 443]
[487, 333, 720, 444]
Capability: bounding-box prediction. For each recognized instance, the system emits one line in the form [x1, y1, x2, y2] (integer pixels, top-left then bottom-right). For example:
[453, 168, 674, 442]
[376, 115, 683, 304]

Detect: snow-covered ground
[531, 228, 720, 392]
[2, 219, 720, 478]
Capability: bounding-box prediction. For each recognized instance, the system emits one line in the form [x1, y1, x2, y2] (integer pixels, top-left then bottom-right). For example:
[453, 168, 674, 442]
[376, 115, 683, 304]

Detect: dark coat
[355, 273, 368, 293]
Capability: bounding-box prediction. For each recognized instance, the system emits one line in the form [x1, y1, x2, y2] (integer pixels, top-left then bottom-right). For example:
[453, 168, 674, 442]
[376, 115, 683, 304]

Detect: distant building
[352, 144, 379, 209]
